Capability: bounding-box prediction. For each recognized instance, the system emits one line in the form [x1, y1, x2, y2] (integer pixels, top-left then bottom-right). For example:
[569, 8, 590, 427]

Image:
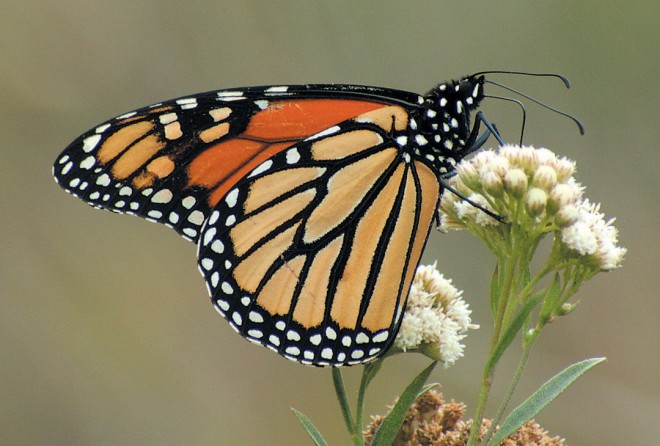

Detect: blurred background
[1, 1, 658, 445]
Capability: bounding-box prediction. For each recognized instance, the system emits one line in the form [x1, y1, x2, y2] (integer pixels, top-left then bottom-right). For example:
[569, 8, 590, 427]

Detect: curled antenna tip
[556, 74, 571, 89]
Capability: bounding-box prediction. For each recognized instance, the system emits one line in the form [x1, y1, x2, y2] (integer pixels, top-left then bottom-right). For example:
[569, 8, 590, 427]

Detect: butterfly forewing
[53, 88, 394, 242]
[197, 106, 439, 366]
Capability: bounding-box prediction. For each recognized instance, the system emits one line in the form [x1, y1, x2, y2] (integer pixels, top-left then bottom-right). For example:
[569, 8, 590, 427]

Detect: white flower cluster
[561, 199, 626, 271]
[439, 145, 626, 271]
[394, 263, 478, 366]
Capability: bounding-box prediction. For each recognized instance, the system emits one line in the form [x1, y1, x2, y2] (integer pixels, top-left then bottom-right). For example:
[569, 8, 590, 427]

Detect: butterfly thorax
[406, 75, 486, 176]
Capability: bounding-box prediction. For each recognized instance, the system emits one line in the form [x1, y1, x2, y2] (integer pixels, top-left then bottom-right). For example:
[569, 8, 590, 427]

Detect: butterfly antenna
[472, 70, 572, 89]
[485, 79, 585, 135]
[482, 95, 527, 145]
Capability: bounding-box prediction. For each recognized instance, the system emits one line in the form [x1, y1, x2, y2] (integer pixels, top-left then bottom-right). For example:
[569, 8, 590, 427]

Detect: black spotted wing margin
[196, 105, 440, 366]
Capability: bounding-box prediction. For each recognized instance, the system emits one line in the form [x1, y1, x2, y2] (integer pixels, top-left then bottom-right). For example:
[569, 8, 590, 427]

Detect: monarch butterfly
[53, 73, 575, 366]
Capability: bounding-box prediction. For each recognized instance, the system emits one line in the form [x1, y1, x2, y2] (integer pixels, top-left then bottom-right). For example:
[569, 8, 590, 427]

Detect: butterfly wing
[53, 85, 416, 242]
[197, 105, 440, 366]
[53, 84, 441, 366]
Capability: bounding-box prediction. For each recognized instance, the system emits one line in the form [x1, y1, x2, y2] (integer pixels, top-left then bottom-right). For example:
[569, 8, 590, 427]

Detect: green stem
[479, 328, 541, 445]
[466, 366, 494, 446]
[332, 368, 356, 439]
[492, 251, 516, 347]
[355, 361, 383, 445]
[468, 250, 518, 446]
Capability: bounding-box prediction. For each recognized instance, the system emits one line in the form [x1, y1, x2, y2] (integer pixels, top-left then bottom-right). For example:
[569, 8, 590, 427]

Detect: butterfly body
[54, 75, 485, 366]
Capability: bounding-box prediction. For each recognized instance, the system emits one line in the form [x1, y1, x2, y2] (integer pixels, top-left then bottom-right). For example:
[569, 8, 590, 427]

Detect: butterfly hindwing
[196, 106, 440, 366]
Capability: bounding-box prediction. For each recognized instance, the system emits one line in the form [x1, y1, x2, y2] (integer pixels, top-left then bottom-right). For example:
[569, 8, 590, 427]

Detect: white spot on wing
[119, 186, 132, 196]
[225, 189, 239, 208]
[151, 189, 173, 204]
[248, 160, 273, 178]
[183, 227, 198, 238]
[181, 196, 196, 209]
[187, 210, 205, 225]
[305, 125, 340, 141]
[80, 156, 96, 170]
[117, 111, 137, 120]
[286, 148, 300, 164]
[96, 173, 111, 186]
[203, 227, 216, 246]
[351, 350, 364, 359]
[82, 134, 102, 153]
[325, 327, 337, 340]
[285, 346, 300, 356]
[265, 86, 289, 93]
[211, 240, 224, 254]
[372, 331, 389, 343]
[254, 100, 269, 110]
[159, 113, 178, 124]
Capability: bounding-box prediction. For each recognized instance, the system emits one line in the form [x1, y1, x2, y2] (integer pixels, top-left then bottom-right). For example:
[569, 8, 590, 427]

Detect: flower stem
[332, 368, 356, 440]
[480, 328, 540, 445]
[467, 366, 494, 446]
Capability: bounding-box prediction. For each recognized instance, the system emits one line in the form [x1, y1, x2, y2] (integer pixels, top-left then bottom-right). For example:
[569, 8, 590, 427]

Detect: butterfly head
[417, 74, 486, 174]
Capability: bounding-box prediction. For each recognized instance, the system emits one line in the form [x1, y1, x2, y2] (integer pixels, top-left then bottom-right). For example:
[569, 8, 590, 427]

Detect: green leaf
[485, 357, 605, 446]
[485, 291, 544, 376]
[371, 361, 437, 446]
[291, 408, 330, 446]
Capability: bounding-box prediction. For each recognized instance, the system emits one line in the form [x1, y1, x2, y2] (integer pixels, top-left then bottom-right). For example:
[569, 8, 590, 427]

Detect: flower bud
[503, 168, 528, 198]
[548, 183, 576, 214]
[555, 204, 579, 227]
[456, 162, 481, 191]
[532, 165, 557, 190]
[558, 302, 578, 316]
[525, 187, 548, 217]
[517, 146, 537, 174]
[534, 148, 556, 165]
[554, 158, 576, 182]
[482, 171, 503, 197]
[487, 157, 510, 178]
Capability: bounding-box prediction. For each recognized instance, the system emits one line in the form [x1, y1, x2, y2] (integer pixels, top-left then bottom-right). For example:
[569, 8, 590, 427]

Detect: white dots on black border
[181, 196, 196, 209]
[372, 331, 389, 343]
[82, 135, 101, 152]
[225, 189, 239, 208]
[80, 156, 96, 170]
[116, 111, 137, 120]
[248, 160, 273, 178]
[286, 148, 301, 164]
[188, 210, 205, 225]
[151, 189, 173, 204]
[249, 311, 264, 323]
